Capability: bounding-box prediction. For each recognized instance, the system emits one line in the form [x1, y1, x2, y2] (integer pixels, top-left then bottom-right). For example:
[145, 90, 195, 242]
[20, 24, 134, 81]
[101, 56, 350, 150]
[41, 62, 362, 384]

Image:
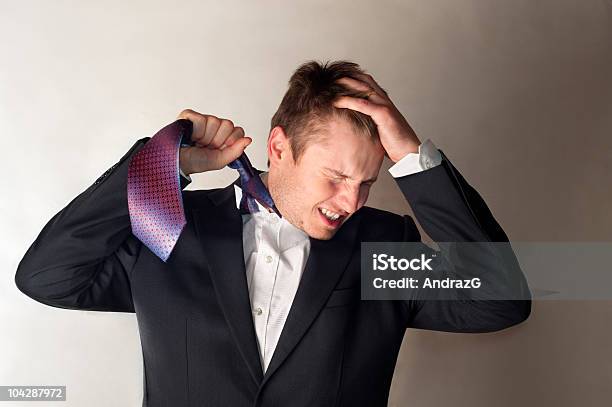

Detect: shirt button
[254, 307, 263, 316]
[265, 255, 273, 263]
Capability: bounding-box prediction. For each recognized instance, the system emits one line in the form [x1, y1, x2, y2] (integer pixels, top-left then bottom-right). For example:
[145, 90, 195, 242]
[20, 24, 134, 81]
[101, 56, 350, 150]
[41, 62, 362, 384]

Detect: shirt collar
[233, 170, 276, 213]
[232, 174, 310, 247]
[233, 184, 270, 212]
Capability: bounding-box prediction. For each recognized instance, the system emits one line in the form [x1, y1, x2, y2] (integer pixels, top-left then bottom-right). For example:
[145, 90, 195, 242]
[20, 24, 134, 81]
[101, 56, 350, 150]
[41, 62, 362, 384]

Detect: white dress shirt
[181, 139, 442, 373]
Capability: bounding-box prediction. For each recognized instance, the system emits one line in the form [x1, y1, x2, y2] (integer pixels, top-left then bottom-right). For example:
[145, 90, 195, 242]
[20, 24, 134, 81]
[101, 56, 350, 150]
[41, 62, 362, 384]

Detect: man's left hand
[333, 73, 421, 163]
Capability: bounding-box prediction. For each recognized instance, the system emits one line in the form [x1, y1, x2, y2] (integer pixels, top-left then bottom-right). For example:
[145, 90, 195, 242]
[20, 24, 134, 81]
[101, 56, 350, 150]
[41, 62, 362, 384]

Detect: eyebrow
[324, 167, 378, 183]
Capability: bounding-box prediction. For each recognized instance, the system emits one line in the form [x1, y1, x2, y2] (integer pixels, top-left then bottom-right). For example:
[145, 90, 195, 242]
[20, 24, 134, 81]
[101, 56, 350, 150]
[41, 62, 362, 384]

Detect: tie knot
[228, 154, 281, 217]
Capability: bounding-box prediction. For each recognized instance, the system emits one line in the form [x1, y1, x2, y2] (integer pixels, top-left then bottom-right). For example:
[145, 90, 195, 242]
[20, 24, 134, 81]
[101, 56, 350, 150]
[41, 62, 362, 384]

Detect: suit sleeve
[14, 136, 193, 313]
[395, 149, 531, 332]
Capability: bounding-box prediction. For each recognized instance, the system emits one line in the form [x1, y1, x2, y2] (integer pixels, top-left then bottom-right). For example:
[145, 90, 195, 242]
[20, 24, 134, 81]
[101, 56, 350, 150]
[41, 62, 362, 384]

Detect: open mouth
[318, 207, 345, 228]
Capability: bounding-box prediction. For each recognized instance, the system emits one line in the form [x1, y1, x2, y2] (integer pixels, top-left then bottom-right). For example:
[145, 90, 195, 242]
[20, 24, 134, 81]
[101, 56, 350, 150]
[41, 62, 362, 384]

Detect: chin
[298, 213, 344, 240]
[306, 225, 337, 241]
[313, 232, 334, 240]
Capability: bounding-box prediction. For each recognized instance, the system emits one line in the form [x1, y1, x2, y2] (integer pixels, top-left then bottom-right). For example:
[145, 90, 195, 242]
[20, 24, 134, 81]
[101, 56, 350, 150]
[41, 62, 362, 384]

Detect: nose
[337, 183, 365, 215]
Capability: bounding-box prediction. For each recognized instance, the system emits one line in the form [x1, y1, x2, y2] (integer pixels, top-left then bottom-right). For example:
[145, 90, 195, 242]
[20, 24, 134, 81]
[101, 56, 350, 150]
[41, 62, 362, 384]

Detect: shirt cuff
[387, 139, 442, 178]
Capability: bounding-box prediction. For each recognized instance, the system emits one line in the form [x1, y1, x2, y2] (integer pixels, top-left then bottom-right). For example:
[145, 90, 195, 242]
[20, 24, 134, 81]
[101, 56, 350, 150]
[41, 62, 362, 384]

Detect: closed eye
[322, 168, 377, 185]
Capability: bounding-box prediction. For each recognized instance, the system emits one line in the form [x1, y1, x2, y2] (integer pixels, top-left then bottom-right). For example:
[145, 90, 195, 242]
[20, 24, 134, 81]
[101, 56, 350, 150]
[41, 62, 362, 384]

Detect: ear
[267, 126, 291, 167]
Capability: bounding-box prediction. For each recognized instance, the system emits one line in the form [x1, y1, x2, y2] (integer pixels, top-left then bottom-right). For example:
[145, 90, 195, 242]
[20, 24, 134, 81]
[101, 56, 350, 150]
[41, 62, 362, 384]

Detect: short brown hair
[267, 60, 380, 167]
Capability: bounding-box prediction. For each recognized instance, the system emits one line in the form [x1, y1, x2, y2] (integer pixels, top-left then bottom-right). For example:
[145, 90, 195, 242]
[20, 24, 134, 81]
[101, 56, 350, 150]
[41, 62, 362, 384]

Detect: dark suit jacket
[15, 124, 531, 407]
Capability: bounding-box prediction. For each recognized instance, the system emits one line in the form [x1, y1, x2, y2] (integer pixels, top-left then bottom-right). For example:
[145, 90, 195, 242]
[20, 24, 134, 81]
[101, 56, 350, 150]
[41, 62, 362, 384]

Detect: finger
[364, 89, 388, 105]
[203, 115, 221, 146]
[335, 77, 388, 104]
[352, 73, 390, 99]
[332, 95, 388, 121]
[336, 76, 371, 93]
[177, 109, 206, 144]
[177, 108, 196, 120]
[209, 119, 235, 149]
[218, 136, 252, 165]
[220, 127, 245, 150]
[189, 114, 209, 145]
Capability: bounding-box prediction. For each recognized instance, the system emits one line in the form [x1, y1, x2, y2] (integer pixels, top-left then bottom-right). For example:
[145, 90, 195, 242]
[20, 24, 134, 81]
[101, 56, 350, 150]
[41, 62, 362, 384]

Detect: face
[266, 116, 385, 240]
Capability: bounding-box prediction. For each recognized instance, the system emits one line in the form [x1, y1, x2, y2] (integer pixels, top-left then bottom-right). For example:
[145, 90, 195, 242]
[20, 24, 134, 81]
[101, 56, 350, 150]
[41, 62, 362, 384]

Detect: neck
[258, 171, 274, 213]
[260, 171, 269, 189]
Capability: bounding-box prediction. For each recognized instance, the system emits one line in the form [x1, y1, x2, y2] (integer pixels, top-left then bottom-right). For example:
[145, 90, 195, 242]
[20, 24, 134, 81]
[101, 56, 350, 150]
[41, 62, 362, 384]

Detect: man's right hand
[177, 109, 253, 175]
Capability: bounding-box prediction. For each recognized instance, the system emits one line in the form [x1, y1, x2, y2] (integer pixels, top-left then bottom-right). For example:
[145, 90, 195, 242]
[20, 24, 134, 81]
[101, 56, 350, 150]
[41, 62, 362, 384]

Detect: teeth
[320, 208, 341, 221]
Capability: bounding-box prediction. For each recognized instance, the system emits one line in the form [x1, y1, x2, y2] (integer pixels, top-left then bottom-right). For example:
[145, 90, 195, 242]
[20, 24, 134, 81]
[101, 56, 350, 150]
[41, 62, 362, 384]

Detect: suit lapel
[261, 212, 361, 384]
[192, 171, 362, 387]
[192, 178, 264, 385]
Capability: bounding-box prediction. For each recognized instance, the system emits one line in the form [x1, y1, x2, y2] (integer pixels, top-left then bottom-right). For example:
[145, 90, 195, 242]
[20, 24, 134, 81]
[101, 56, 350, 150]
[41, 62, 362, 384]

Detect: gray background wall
[2, 1, 611, 406]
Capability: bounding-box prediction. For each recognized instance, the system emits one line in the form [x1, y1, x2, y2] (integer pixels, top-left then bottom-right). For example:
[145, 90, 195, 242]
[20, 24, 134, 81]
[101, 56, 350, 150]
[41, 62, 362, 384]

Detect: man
[15, 60, 530, 407]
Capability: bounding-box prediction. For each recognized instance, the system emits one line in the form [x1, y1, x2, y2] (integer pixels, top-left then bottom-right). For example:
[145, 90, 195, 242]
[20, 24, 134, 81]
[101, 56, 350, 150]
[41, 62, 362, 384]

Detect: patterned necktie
[127, 119, 280, 262]
[227, 154, 281, 217]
